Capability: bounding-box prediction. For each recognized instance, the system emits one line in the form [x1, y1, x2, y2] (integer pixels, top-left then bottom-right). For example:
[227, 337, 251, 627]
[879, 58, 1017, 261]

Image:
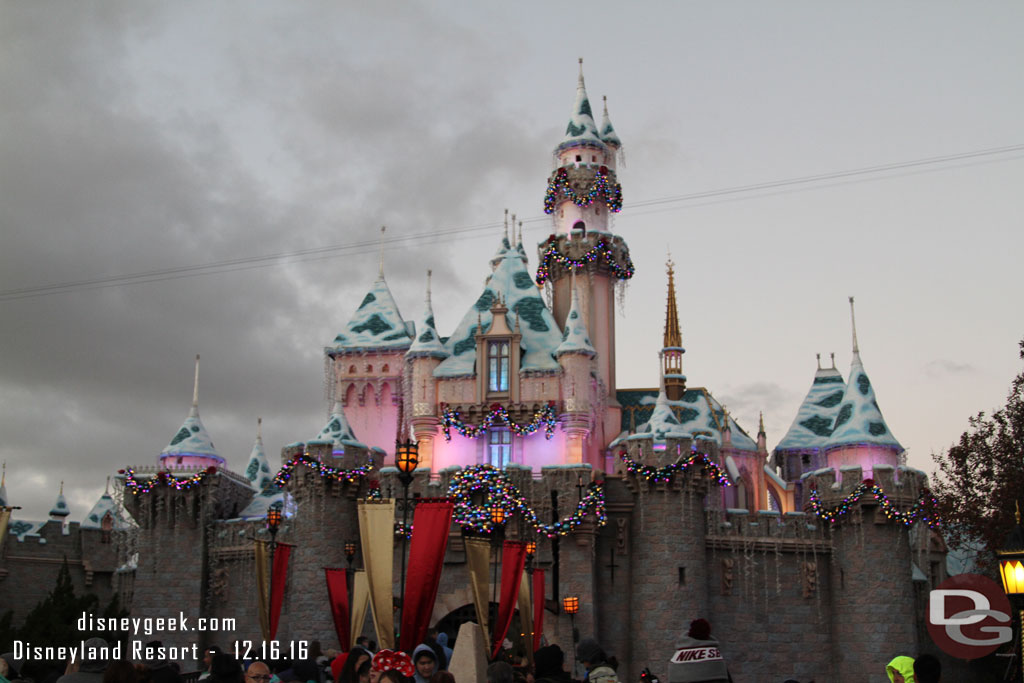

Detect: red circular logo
[927, 573, 1013, 659]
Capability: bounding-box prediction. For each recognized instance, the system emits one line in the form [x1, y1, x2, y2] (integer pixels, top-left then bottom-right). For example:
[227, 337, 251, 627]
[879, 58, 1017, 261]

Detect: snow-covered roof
[557, 64, 606, 152]
[824, 352, 903, 451]
[329, 274, 412, 353]
[236, 487, 295, 521]
[599, 96, 622, 148]
[616, 388, 759, 452]
[406, 272, 449, 360]
[49, 490, 69, 518]
[244, 420, 274, 491]
[775, 365, 846, 452]
[6, 519, 46, 542]
[434, 238, 562, 377]
[312, 400, 368, 452]
[159, 406, 223, 463]
[554, 283, 595, 358]
[81, 493, 128, 530]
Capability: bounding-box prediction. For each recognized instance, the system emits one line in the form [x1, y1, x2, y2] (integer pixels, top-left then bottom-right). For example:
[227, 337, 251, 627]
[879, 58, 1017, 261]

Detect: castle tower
[159, 355, 225, 471]
[662, 257, 687, 400]
[541, 61, 632, 446]
[48, 482, 69, 521]
[823, 298, 903, 476]
[555, 275, 597, 463]
[773, 353, 845, 486]
[243, 418, 273, 491]
[406, 270, 450, 470]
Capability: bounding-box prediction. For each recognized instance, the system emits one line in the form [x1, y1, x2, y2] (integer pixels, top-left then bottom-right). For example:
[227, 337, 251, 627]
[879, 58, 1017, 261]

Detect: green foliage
[932, 339, 1024, 566]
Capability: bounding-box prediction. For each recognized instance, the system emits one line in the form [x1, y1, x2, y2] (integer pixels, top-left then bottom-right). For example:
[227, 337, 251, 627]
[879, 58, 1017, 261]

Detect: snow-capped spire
[311, 400, 367, 454]
[775, 356, 846, 452]
[849, 296, 860, 360]
[50, 482, 69, 519]
[159, 357, 224, 468]
[407, 269, 449, 359]
[600, 95, 622, 149]
[329, 264, 412, 352]
[190, 354, 200, 417]
[555, 272, 596, 358]
[490, 212, 512, 269]
[662, 254, 686, 399]
[559, 58, 604, 150]
[244, 417, 273, 491]
[516, 220, 528, 264]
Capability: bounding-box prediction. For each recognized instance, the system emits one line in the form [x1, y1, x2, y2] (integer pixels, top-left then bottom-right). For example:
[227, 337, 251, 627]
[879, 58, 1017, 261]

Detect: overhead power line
[1, 142, 1022, 302]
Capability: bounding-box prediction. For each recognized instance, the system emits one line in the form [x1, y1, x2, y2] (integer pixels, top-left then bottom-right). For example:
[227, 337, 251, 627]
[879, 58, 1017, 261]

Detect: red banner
[325, 568, 350, 651]
[491, 540, 527, 660]
[399, 498, 454, 653]
[270, 543, 293, 640]
[532, 569, 545, 653]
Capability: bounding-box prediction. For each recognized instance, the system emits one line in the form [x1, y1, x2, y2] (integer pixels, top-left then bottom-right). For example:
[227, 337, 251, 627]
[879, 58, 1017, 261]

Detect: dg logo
[927, 574, 1013, 659]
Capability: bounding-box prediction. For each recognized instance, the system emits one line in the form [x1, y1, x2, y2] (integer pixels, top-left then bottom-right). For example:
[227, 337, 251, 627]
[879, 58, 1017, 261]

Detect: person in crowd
[354, 640, 369, 653]
[411, 647, 438, 683]
[913, 654, 940, 683]
[139, 643, 182, 683]
[1, 657, 10, 683]
[886, 656, 915, 683]
[335, 648, 371, 683]
[354, 662, 369, 683]
[368, 651, 413, 683]
[575, 639, 617, 683]
[421, 631, 447, 672]
[533, 646, 569, 683]
[286, 661, 321, 683]
[244, 662, 272, 683]
[666, 619, 728, 683]
[199, 648, 224, 681]
[427, 673, 454, 683]
[487, 662, 513, 683]
[0, 655, 18, 683]
[207, 654, 244, 683]
[433, 635, 452, 672]
[55, 638, 109, 683]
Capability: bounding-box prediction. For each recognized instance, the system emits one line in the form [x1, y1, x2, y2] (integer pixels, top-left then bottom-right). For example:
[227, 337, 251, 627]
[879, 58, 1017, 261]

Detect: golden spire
[663, 255, 682, 349]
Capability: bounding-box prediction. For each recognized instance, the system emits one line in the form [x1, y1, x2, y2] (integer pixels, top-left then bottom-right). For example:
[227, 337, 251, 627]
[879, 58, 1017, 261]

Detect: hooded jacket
[412, 645, 439, 683]
[886, 656, 916, 683]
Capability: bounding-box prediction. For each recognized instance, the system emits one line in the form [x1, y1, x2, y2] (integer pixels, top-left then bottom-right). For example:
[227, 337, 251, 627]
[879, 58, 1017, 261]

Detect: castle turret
[662, 257, 687, 400]
[555, 276, 596, 463]
[49, 482, 69, 521]
[599, 95, 622, 154]
[773, 353, 845, 484]
[159, 355, 225, 470]
[541, 61, 631, 448]
[756, 412, 767, 453]
[244, 418, 273, 491]
[823, 298, 903, 476]
[406, 270, 449, 470]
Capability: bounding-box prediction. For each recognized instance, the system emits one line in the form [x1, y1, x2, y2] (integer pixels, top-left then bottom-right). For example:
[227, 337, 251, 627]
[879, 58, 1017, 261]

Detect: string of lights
[543, 167, 623, 214]
[441, 404, 558, 440]
[120, 466, 216, 494]
[618, 452, 732, 487]
[535, 239, 635, 285]
[272, 453, 374, 488]
[808, 480, 941, 528]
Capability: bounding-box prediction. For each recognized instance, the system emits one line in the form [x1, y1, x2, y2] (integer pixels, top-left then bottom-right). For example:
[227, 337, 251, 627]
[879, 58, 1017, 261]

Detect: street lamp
[395, 439, 419, 626]
[266, 505, 283, 639]
[344, 540, 358, 568]
[525, 541, 537, 573]
[562, 596, 580, 677]
[998, 503, 1024, 682]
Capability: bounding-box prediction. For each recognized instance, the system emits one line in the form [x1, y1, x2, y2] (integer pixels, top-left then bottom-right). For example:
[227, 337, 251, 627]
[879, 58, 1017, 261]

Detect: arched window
[487, 428, 512, 468]
[382, 364, 389, 373]
[488, 341, 510, 392]
[366, 364, 373, 372]
[348, 365, 356, 374]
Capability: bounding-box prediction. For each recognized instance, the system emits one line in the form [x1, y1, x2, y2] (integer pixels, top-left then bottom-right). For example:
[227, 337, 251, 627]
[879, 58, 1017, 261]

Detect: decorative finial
[378, 226, 387, 277]
[503, 209, 509, 241]
[59, 480, 64, 495]
[514, 313, 521, 332]
[518, 220, 523, 246]
[191, 354, 200, 414]
[105, 476, 110, 495]
[426, 269, 433, 303]
[666, 249, 675, 275]
[1, 461, 5, 488]
[848, 296, 860, 356]
[831, 352, 836, 369]
[603, 94, 608, 115]
[510, 213, 517, 242]
[758, 411, 766, 435]
[816, 353, 821, 370]
[257, 416, 263, 439]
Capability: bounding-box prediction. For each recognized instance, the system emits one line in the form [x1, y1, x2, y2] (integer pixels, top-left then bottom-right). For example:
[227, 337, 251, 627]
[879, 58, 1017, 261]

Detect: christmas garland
[448, 465, 606, 537]
[618, 452, 732, 487]
[808, 479, 941, 529]
[272, 453, 374, 488]
[543, 167, 623, 214]
[535, 240, 635, 285]
[441, 404, 557, 441]
[121, 466, 216, 495]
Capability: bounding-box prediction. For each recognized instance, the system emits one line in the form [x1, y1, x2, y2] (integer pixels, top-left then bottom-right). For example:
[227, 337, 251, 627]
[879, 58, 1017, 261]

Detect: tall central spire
[664, 256, 681, 348]
[662, 255, 686, 399]
[190, 354, 200, 417]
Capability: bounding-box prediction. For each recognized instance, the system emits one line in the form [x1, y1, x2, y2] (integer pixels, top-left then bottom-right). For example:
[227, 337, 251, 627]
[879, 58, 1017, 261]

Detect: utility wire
[2, 142, 1022, 302]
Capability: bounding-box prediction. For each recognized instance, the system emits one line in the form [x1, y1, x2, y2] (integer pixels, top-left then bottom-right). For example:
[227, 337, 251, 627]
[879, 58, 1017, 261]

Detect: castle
[0, 65, 951, 682]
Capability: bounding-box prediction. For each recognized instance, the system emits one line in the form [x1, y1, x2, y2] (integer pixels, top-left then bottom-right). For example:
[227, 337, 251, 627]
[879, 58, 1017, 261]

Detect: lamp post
[562, 596, 580, 678]
[524, 541, 537, 653]
[998, 503, 1024, 682]
[345, 539, 358, 617]
[266, 505, 283, 640]
[395, 440, 419, 628]
[490, 507, 507, 644]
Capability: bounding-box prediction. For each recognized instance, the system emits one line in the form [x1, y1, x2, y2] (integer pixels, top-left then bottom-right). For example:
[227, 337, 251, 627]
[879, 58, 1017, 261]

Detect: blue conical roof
[82, 493, 126, 529]
[50, 487, 69, 518]
[310, 400, 367, 453]
[407, 271, 449, 360]
[558, 62, 606, 151]
[824, 351, 902, 451]
[599, 96, 622, 148]
[244, 419, 273, 491]
[330, 274, 411, 352]
[160, 405, 222, 463]
[434, 238, 562, 377]
[555, 282, 595, 358]
[776, 362, 846, 451]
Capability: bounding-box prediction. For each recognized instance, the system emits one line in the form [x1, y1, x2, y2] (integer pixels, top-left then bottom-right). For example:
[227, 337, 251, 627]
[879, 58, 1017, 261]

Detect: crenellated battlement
[802, 464, 928, 506]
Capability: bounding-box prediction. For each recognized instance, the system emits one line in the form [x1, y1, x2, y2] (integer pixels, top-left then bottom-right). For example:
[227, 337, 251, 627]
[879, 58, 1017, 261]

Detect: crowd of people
[0, 620, 944, 683]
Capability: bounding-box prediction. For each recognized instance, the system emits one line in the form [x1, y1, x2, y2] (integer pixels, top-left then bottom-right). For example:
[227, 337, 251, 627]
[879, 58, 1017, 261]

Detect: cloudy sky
[2, 2, 1022, 521]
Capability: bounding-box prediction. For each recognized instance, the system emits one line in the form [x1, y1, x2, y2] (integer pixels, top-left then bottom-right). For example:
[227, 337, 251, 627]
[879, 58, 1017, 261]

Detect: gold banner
[465, 537, 492, 647]
[0, 508, 11, 558]
[358, 499, 395, 650]
[254, 540, 270, 641]
[517, 570, 533, 665]
[350, 570, 370, 649]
